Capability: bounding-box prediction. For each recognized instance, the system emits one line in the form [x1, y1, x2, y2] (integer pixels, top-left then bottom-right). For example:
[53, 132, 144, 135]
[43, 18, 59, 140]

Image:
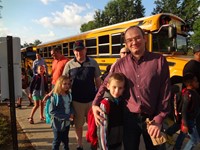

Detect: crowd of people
[16, 25, 200, 150]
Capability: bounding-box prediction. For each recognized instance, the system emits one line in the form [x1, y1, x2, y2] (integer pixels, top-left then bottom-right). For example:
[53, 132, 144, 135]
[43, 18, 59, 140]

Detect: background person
[183, 45, 200, 95]
[184, 45, 200, 146]
[92, 26, 171, 150]
[32, 53, 48, 76]
[181, 73, 200, 150]
[16, 67, 33, 108]
[119, 47, 130, 58]
[62, 40, 101, 150]
[28, 65, 49, 124]
[43, 47, 69, 101]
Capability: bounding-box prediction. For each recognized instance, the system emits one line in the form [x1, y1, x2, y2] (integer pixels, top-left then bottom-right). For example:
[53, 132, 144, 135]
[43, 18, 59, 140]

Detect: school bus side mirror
[168, 26, 176, 39]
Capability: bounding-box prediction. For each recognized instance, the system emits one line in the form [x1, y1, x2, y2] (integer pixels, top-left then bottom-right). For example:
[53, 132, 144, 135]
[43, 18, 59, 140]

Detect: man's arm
[92, 72, 111, 126]
[148, 56, 171, 138]
[95, 77, 102, 89]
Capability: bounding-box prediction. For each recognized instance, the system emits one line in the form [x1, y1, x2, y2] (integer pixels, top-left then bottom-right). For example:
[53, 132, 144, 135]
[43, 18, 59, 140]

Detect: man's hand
[147, 121, 162, 138]
[92, 105, 105, 126]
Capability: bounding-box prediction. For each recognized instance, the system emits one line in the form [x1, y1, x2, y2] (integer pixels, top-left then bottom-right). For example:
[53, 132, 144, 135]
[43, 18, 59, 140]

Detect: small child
[49, 75, 73, 150]
[98, 72, 126, 150]
[28, 65, 49, 124]
[16, 68, 33, 108]
[181, 73, 200, 150]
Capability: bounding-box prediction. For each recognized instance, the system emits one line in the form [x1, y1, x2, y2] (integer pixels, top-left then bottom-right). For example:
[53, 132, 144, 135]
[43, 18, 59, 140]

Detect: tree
[33, 39, 42, 46]
[80, 21, 96, 32]
[179, 0, 200, 31]
[80, 0, 145, 32]
[22, 39, 42, 48]
[152, 0, 200, 32]
[152, 0, 182, 15]
[191, 18, 200, 45]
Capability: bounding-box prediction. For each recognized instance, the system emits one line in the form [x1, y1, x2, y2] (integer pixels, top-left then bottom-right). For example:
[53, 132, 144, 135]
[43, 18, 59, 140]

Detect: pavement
[15, 100, 200, 150]
[16, 100, 90, 150]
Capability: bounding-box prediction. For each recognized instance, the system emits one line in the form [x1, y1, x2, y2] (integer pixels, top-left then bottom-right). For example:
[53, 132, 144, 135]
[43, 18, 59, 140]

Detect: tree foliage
[80, 0, 145, 32]
[152, 0, 200, 45]
[22, 39, 42, 48]
[152, 0, 200, 32]
[191, 18, 200, 45]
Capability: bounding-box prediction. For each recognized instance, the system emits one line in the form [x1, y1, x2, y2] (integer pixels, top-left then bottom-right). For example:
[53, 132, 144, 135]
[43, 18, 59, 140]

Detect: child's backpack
[45, 93, 72, 124]
[86, 99, 110, 148]
[45, 98, 52, 124]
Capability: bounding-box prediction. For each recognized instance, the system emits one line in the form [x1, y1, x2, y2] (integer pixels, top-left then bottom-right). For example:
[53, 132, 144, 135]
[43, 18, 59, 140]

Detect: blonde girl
[50, 75, 73, 150]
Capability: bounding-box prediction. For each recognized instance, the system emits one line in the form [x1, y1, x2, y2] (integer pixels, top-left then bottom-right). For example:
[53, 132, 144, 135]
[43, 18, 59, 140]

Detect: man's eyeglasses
[120, 52, 129, 54]
[125, 36, 142, 43]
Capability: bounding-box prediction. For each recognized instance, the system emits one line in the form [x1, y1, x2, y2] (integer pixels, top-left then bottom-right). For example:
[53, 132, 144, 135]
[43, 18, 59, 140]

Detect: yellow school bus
[35, 13, 190, 82]
[21, 46, 37, 71]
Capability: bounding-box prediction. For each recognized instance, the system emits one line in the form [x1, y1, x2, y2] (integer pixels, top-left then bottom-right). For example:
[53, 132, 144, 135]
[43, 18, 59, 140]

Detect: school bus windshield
[152, 29, 187, 53]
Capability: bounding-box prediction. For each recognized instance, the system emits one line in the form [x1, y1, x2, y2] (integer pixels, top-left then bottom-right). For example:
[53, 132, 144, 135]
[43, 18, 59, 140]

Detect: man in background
[32, 53, 48, 76]
[62, 40, 101, 150]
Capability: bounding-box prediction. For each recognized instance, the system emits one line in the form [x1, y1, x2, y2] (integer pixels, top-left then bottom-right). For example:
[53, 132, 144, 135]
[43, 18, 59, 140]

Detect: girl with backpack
[49, 75, 74, 150]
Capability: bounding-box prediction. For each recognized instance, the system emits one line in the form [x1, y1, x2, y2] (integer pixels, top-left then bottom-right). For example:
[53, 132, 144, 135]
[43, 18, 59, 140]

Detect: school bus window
[112, 45, 121, 54]
[87, 47, 97, 55]
[63, 43, 68, 56]
[112, 33, 123, 54]
[56, 45, 62, 53]
[112, 33, 121, 44]
[47, 47, 50, 57]
[40, 47, 45, 57]
[38, 48, 43, 56]
[69, 42, 75, 57]
[99, 35, 109, 44]
[86, 38, 96, 46]
[43, 47, 48, 58]
[86, 38, 97, 55]
[99, 35, 109, 54]
[99, 45, 109, 54]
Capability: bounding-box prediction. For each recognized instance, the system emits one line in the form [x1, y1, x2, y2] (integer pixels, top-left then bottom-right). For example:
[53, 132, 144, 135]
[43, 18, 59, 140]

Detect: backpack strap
[52, 93, 59, 106]
[101, 99, 110, 114]
[68, 93, 72, 102]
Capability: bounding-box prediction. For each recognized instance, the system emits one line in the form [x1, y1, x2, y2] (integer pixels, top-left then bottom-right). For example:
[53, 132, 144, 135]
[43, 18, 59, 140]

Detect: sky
[0, 0, 155, 45]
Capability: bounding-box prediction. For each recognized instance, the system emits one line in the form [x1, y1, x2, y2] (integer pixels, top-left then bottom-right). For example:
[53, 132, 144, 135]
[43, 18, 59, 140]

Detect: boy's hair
[108, 73, 126, 84]
[183, 73, 196, 86]
[53, 75, 71, 95]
